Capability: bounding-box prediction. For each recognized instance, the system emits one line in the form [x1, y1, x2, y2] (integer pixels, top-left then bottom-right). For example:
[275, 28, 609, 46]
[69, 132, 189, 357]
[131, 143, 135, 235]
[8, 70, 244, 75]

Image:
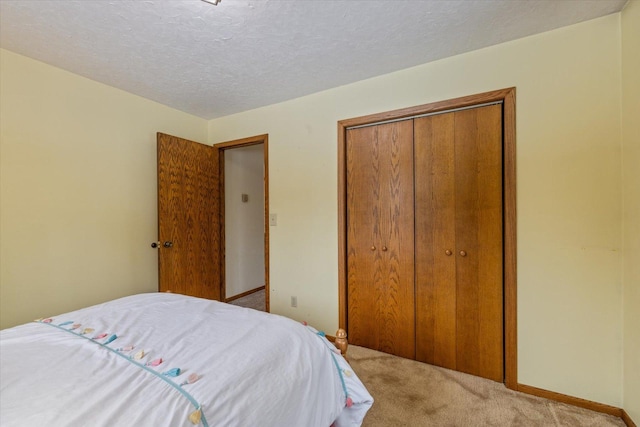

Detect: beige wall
[0, 49, 208, 329]
[209, 15, 624, 406]
[224, 144, 265, 298]
[622, 0, 640, 422]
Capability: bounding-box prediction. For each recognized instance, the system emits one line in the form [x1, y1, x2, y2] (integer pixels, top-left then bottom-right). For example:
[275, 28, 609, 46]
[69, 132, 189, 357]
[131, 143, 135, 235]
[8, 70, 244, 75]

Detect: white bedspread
[0, 293, 372, 427]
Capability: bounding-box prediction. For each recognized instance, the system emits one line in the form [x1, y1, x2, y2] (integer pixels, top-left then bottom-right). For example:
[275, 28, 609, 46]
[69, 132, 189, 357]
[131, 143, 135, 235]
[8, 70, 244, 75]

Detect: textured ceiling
[0, 0, 627, 119]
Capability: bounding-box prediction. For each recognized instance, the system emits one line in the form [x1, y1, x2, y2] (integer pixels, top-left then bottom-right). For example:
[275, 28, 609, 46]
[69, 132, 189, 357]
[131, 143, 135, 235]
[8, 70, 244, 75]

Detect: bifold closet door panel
[414, 104, 504, 382]
[346, 120, 415, 359]
[346, 125, 380, 353]
[414, 113, 457, 369]
[454, 105, 503, 382]
[377, 121, 415, 359]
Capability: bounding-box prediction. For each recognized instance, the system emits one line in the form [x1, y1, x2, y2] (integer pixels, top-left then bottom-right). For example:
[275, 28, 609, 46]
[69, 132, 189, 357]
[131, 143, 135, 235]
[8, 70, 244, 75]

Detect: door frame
[215, 134, 270, 312]
[337, 88, 517, 389]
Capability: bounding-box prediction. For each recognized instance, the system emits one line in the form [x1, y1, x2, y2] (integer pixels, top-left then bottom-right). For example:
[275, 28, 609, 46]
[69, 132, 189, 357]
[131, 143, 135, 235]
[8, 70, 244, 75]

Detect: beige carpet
[347, 345, 625, 427]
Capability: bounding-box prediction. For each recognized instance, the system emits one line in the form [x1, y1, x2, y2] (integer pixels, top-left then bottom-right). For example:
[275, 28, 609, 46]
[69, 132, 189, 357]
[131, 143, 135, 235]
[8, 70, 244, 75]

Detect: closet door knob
[382, 246, 388, 252]
[445, 249, 452, 256]
[371, 245, 376, 251]
[163, 241, 173, 248]
[151, 241, 161, 248]
[459, 250, 467, 257]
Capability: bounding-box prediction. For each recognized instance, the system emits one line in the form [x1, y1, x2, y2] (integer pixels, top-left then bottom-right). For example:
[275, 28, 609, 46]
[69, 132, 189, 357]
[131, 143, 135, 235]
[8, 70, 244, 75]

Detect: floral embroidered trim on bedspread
[34, 318, 208, 427]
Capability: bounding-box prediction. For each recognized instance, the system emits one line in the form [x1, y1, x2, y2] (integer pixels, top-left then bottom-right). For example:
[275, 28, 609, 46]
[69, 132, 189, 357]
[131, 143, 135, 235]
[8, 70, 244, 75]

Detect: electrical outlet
[291, 296, 297, 308]
[269, 213, 277, 226]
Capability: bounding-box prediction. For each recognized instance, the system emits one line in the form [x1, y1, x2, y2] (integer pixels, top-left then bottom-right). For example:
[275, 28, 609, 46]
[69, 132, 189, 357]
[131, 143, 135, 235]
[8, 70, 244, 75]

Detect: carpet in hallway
[228, 290, 265, 311]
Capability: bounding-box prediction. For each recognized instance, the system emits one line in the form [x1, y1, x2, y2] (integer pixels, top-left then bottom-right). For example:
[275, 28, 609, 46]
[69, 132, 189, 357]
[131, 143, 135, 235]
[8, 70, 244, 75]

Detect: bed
[0, 292, 373, 426]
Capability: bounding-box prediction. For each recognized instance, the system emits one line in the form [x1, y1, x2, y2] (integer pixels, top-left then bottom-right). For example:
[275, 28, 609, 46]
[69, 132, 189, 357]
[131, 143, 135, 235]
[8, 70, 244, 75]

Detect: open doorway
[216, 135, 269, 312]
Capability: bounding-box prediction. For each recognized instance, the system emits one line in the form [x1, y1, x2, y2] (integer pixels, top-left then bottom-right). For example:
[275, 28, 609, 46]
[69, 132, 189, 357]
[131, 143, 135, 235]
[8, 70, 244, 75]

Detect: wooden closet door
[346, 120, 415, 359]
[414, 112, 457, 369]
[415, 104, 503, 382]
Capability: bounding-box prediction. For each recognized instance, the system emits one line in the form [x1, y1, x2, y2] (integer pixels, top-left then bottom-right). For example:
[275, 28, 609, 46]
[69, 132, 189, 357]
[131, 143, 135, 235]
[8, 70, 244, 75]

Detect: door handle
[163, 241, 173, 248]
[151, 241, 161, 248]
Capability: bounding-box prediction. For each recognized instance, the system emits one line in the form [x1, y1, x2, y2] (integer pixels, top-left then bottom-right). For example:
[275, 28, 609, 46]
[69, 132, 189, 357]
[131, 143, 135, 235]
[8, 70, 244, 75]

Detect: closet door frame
[337, 87, 517, 389]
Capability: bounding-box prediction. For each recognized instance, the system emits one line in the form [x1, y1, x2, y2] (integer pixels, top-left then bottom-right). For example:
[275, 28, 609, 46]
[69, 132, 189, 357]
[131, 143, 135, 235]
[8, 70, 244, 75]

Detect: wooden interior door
[414, 104, 503, 382]
[346, 120, 415, 359]
[157, 133, 221, 300]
